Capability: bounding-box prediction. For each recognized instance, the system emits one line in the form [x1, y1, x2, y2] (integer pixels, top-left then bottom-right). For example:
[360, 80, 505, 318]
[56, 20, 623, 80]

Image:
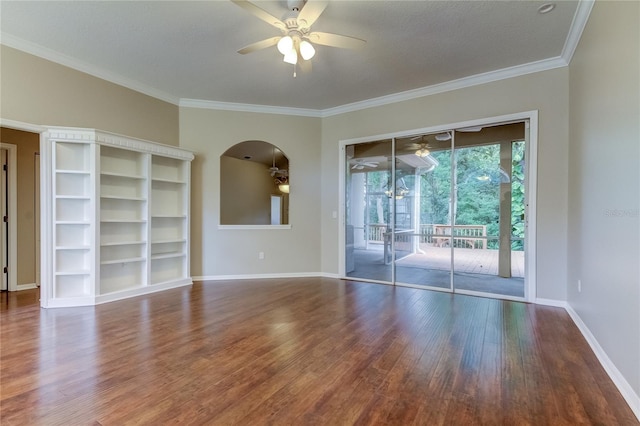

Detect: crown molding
[3, 0, 592, 117]
[0, 118, 47, 133]
[0, 33, 179, 106]
[179, 99, 322, 118]
[181, 56, 567, 118]
[320, 56, 568, 117]
[560, 0, 595, 64]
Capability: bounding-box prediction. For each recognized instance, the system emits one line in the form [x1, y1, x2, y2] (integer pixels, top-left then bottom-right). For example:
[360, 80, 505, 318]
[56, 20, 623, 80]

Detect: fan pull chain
[293, 63, 297, 78]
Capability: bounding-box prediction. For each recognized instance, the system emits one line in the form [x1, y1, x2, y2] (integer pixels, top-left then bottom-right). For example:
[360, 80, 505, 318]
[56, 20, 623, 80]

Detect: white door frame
[35, 153, 41, 287]
[338, 110, 538, 302]
[0, 143, 18, 291]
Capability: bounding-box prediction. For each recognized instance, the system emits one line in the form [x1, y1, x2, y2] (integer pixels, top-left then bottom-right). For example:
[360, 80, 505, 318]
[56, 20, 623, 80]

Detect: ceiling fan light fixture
[232, 0, 367, 74]
[299, 40, 315, 60]
[415, 148, 430, 157]
[435, 132, 451, 141]
[278, 183, 290, 193]
[277, 36, 293, 55]
[283, 49, 298, 64]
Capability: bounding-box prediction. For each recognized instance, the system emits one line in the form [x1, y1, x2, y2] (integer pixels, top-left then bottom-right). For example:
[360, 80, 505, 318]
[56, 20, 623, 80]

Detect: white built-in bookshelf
[41, 128, 194, 308]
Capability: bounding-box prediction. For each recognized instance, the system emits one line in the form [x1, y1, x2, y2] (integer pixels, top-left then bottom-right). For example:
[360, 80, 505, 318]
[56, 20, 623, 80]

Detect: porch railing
[366, 223, 487, 249]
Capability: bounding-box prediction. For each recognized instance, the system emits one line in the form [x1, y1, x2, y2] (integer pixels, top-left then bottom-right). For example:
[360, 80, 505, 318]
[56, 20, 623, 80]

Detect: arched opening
[220, 141, 289, 225]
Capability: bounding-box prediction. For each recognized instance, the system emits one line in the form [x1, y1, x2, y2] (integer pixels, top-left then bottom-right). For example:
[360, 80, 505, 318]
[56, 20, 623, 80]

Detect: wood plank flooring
[1, 278, 637, 425]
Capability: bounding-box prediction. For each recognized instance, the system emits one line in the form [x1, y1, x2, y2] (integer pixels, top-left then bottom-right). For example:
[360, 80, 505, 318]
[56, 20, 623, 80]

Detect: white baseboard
[535, 297, 639, 420]
[535, 298, 568, 308]
[193, 272, 336, 282]
[95, 279, 192, 305]
[41, 279, 193, 308]
[319, 272, 340, 279]
[16, 283, 38, 291]
[565, 304, 640, 421]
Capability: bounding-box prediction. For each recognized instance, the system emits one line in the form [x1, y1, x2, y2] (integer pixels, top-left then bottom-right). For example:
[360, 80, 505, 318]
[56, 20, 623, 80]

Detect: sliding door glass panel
[345, 140, 393, 283]
[452, 124, 526, 297]
[344, 122, 527, 301]
[393, 134, 452, 290]
[510, 140, 526, 279]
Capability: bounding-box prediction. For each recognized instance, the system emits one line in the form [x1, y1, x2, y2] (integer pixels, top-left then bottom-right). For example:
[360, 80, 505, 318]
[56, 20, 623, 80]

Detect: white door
[1, 148, 7, 291]
[270, 195, 282, 225]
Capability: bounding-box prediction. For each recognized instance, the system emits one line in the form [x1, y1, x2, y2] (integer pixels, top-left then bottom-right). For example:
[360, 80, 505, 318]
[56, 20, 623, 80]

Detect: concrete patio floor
[347, 244, 525, 297]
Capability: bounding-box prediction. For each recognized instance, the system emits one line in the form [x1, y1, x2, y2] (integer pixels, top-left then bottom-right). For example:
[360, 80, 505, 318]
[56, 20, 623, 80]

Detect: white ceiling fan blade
[231, 0, 286, 30]
[309, 32, 366, 49]
[352, 159, 379, 169]
[238, 36, 281, 54]
[297, 0, 328, 28]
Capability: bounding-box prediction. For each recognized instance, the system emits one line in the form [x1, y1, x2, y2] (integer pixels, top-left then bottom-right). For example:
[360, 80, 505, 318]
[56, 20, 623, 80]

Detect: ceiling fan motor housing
[287, 0, 305, 12]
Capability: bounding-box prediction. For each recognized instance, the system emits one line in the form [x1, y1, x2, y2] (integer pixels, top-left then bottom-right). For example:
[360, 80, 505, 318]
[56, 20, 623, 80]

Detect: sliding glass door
[344, 122, 527, 300]
[393, 133, 453, 291]
[451, 133, 525, 297]
[345, 140, 393, 283]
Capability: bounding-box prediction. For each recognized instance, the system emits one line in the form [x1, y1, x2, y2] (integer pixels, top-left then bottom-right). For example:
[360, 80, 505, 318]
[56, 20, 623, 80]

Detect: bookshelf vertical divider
[144, 153, 153, 294]
[41, 128, 194, 308]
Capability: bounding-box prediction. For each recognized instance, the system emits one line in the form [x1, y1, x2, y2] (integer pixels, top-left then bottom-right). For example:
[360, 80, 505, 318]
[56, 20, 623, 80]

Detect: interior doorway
[342, 114, 536, 302]
[0, 143, 17, 291]
[1, 127, 41, 292]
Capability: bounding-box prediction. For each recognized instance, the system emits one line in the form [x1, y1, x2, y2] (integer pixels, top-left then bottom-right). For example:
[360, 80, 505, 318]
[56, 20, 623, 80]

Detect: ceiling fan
[433, 128, 482, 141]
[406, 136, 434, 157]
[232, 0, 366, 73]
[270, 166, 288, 176]
[406, 126, 484, 155]
[351, 159, 379, 170]
[269, 148, 288, 176]
[415, 126, 484, 143]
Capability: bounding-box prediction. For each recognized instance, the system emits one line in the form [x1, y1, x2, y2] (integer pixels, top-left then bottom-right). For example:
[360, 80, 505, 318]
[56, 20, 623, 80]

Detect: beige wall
[220, 156, 274, 225]
[320, 68, 570, 301]
[0, 46, 179, 145]
[0, 127, 39, 285]
[180, 108, 321, 277]
[568, 0, 639, 399]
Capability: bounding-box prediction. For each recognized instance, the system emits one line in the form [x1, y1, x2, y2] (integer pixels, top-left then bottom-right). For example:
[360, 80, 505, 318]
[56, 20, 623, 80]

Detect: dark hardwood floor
[1, 279, 637, 425]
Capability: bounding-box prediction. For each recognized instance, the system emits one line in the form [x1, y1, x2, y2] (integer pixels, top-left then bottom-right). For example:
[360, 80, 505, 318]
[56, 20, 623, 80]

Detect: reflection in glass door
[345, 140, 393, 283]
[344, 122, 527, 300]
[393, 134, 453, 291]
[452, 131, 526, 297]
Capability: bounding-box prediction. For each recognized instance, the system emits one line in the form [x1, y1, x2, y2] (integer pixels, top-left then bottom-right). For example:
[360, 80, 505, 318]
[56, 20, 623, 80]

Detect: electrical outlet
[578, 279, 582, 293]
[258, 252, 265, 260]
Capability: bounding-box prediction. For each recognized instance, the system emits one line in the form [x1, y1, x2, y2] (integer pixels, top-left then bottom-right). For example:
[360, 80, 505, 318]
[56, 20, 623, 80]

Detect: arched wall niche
[220, 140, 289, 226]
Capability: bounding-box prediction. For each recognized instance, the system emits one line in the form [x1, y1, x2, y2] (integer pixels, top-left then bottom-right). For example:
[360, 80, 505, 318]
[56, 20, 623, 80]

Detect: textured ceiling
[1, 1, 580, 111]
